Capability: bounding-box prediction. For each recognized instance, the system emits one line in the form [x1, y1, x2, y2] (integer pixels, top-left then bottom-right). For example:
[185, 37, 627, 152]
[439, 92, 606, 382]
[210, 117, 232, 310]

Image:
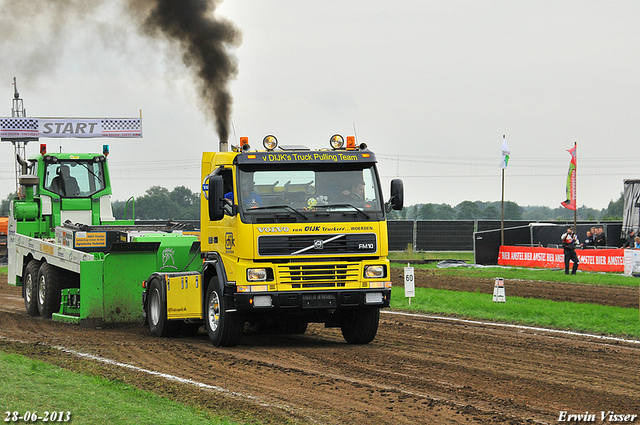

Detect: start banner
[498, 246, 625, 273]
[0, 117, 142, 138]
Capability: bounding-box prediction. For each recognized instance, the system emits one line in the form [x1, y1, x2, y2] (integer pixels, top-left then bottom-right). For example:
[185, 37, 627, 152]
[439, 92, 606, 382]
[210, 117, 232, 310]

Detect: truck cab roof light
[263, 135, 278, 150]
[103, 145, 109, 157]
[329, 134, 344, 149]
[40, 144, 46, 155]
[346, 136, 356, 150]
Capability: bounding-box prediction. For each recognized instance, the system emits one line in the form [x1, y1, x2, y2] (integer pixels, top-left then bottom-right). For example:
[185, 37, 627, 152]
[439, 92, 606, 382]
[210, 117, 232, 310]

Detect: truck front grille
[277, 263, 360, 287]
[258, 233, 377, 256]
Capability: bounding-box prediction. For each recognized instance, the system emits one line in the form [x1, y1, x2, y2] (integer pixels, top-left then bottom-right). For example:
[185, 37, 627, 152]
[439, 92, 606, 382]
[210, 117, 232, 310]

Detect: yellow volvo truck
[144, 135, 403, 346]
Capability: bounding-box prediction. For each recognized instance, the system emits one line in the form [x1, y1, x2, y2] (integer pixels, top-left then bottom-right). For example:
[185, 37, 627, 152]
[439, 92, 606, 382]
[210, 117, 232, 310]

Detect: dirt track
[1, 272, 639, 424]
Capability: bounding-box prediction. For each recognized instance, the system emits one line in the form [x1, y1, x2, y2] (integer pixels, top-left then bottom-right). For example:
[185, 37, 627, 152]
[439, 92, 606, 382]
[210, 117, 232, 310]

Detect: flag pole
[501, 167, 505, 245]
[500, 134, 507, 246]
[574, 142, 577, 232]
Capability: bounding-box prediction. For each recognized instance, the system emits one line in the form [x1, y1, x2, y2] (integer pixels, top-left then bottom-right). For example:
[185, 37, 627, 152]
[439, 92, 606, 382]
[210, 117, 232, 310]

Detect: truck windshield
[237, 164, 383, 219]
[44, 160, 106, 198]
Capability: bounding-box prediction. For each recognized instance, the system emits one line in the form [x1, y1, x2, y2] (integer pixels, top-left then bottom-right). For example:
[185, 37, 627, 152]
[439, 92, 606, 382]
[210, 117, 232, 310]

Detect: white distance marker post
[404, 263, 415, 306]
[492, 277, 506, 303]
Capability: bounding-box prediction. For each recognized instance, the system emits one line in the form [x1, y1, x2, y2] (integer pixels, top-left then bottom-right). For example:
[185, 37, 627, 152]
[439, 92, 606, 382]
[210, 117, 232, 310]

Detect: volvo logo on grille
[257, 226, 290, 233]
[313, 240, 324, 249]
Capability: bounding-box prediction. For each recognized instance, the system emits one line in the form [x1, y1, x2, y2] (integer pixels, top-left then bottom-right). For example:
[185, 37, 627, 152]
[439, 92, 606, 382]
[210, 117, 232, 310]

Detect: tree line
[0, 186, 200, 220]
[0, 187, 625, 222]
[388, 194, 624, 221]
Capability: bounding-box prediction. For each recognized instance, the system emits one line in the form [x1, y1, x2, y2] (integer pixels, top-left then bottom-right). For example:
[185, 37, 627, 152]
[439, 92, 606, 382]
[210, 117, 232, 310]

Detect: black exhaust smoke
[0, 0, 241, 149]
[127, 0, 242, 148]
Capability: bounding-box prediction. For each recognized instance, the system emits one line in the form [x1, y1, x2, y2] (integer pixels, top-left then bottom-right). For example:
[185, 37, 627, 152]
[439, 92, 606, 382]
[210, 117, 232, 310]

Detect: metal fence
[388, 220, 624, 253]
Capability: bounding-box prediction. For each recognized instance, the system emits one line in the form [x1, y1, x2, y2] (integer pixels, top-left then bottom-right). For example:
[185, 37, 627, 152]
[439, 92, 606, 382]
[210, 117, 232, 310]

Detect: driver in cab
[225, 179, 262, 208]
[340, 179, 365, 202]
[50, 164, 80, 197]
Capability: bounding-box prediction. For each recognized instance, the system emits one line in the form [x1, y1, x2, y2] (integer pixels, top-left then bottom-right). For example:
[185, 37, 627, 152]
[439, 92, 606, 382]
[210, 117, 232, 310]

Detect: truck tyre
[24, 260, 41, 316]
[36, 262, 62, 318]
[204, 279, 244, 347]
[340, 307, 380, 344]
[147, 279, 178, 337]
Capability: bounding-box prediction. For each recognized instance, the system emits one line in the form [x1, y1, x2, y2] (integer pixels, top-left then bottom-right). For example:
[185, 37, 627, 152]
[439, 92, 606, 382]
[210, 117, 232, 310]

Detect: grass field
[389, 253, 639, 337]
[388, 251, 474, 262]
[390, 287, 640, 338]
[0, 350, 240, 425]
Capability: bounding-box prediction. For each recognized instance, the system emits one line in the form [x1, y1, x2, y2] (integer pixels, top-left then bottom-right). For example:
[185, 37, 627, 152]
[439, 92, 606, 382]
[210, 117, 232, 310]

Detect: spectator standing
[561, 227, 580, 275]
[594, 227, 607, 248]
[635, 236, 640, 249]
[581, 231, 594, 249]
[622, 230, 636, 248]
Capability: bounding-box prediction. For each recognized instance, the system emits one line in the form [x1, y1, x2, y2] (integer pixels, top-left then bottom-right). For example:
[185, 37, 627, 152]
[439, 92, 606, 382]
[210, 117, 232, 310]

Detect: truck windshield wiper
[248, 204, 308, 220]
[77, 161, 100, 181]
[315, 204, 370, 219]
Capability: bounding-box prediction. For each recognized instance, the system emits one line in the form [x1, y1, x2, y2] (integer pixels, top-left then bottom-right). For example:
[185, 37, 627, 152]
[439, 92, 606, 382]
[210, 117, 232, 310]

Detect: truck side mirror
[208, 175, 225, 221]
[389, 179, 404, 211]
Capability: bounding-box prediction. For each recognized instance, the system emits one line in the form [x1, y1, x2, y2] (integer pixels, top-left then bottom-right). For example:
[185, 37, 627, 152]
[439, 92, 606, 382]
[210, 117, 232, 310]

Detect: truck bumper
[233, 289, 391, 312]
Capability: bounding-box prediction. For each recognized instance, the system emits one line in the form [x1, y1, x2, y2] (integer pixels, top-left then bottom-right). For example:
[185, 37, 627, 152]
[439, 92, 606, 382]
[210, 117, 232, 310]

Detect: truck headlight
[364, 265, 385, 278]
[247, 268, 267, 281]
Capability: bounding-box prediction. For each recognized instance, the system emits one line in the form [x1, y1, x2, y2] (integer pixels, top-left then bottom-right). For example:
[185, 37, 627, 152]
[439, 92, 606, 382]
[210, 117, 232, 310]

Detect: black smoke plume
[0, 0, 241, 145]
[127, 0, 242, 144]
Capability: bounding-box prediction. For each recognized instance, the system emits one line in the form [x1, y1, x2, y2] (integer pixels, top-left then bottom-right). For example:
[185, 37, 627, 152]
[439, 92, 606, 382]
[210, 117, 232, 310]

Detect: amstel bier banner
[498, 246, 624, 273]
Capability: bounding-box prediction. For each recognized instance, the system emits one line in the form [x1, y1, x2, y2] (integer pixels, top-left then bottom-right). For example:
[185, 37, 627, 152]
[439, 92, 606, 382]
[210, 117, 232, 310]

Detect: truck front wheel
[24, 260, 41, 316]
[340, 307, 380, 344]
[36, 263, 62, 318]
[204, 280, 244, 347]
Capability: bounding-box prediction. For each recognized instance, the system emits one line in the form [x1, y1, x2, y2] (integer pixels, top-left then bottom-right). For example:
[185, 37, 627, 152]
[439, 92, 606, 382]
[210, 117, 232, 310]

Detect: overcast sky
[1, 1, 639, 211]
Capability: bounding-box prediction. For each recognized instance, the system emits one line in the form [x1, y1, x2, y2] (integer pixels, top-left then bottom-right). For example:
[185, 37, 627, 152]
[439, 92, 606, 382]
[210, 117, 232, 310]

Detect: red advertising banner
[498, 246, 625, 273]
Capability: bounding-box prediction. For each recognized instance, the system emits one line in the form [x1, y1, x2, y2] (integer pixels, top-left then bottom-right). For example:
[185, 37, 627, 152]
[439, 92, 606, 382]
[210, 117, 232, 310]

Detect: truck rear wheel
[148, 279, 178, 337]
[24, 260, 41, 316]
[204, 280, 244, 347]
[340, 307, 380, 344]
[36, 263, 62, 318]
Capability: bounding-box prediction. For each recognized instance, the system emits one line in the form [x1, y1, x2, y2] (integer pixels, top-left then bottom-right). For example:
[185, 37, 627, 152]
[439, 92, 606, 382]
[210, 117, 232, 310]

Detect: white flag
[500, 135, 510, 169]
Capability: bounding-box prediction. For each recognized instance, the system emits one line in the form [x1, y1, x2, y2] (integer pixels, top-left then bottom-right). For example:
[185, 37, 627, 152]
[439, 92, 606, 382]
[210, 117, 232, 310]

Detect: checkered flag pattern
[101, 119, 141, 131]
[1, 118, 38, 131]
